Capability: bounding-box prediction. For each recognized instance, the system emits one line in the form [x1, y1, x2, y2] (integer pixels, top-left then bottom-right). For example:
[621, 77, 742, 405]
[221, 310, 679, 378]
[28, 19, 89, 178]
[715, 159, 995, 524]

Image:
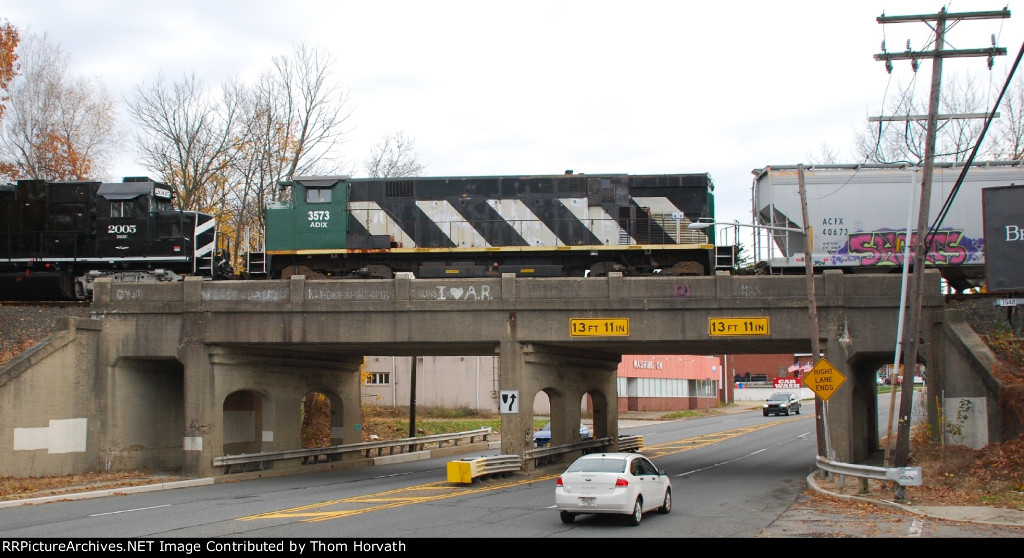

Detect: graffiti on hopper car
[843, 229, 979, 267]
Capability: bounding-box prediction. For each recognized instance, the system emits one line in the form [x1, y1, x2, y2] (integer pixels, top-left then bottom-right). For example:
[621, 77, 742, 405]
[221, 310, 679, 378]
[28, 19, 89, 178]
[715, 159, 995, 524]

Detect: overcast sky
[5, 1, 1024, 230]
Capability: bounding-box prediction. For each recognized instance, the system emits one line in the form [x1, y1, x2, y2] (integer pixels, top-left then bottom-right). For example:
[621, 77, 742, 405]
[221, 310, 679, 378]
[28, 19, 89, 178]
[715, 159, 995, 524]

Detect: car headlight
[762, 403, 769, 408]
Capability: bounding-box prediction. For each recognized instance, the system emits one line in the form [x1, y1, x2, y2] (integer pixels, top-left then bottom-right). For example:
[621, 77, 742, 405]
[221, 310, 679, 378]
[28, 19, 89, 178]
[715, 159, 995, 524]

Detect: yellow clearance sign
[803, 358, 847, 401]
[570, 318, 629, 337]
[708, 317, 770, 336]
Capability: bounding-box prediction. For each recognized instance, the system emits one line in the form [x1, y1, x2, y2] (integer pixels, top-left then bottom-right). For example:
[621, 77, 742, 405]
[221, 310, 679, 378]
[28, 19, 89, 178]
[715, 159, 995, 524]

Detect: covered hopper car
[750, 161, 1024, 292]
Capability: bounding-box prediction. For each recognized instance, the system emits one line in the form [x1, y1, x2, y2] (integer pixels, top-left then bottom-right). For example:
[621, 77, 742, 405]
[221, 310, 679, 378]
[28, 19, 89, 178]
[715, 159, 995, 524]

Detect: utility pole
[797, 164, 827, 456]
[874, 8, 1009, 476]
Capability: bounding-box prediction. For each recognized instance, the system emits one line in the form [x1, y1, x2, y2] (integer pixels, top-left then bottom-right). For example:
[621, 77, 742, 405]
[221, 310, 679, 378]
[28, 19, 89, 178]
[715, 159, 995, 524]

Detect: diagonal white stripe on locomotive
[415, 200, 491, 247]
[631, 196, 704, 244]
[349, 201, 417, 248]
[489, 198, 562, 247]
[557, 197, 627, 246]
[349, 196, 689, 249]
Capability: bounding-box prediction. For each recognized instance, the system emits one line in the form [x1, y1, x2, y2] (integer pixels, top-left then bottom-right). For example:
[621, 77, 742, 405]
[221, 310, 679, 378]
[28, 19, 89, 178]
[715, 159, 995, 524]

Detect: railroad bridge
[0, 270, 1005, 478]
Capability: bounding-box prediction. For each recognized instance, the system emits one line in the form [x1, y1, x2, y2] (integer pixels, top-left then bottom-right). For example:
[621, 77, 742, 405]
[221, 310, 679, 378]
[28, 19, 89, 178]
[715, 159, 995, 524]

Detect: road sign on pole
[803, 358, 847, 401]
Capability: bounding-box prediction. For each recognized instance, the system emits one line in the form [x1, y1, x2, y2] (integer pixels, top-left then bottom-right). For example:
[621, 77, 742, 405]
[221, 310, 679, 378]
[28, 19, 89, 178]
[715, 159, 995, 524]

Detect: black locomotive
[0, 176, 232, 300]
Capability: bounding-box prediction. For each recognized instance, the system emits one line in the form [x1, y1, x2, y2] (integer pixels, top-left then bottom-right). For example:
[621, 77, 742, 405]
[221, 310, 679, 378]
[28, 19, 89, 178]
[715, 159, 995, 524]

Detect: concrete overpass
[0, 270, 1008, 478]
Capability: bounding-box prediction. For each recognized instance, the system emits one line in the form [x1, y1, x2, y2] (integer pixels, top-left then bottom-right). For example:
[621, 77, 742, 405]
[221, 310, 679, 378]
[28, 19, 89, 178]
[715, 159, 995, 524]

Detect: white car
[555, 452, 672, 526]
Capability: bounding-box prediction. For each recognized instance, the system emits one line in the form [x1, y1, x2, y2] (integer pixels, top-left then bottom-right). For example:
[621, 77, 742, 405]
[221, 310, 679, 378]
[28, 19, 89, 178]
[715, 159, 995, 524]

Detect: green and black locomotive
[259, 172, 718, 280]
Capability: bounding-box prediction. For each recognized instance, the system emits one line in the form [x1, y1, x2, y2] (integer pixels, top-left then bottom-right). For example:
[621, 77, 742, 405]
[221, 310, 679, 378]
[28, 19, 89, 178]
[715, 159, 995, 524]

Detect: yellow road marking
[238, 415, 808, 523]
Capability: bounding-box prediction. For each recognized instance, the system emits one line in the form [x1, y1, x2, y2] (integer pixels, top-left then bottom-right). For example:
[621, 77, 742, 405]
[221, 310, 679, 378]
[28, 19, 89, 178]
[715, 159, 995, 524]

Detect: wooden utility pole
[797, 165, 827, 456]
[874, 8, 1009, 473]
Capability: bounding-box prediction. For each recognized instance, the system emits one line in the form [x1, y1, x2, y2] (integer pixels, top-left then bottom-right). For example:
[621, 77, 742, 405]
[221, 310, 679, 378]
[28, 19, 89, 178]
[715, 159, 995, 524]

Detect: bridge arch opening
[223, 390, 266, 456]
[301, 389, 345, 447]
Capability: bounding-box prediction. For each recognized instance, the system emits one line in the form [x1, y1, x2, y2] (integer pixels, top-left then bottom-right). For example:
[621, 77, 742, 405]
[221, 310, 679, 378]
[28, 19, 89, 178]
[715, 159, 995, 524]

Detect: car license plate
[579, 497, 596, 507]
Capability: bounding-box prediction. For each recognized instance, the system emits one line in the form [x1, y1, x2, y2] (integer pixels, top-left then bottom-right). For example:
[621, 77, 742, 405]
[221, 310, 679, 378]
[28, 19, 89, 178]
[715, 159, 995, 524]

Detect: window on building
[365, 372, 390, 385]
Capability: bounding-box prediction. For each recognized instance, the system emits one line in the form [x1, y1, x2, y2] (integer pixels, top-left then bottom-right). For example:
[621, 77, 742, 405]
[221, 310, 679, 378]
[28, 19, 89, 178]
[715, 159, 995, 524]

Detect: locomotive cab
[266, 176, 351, 252]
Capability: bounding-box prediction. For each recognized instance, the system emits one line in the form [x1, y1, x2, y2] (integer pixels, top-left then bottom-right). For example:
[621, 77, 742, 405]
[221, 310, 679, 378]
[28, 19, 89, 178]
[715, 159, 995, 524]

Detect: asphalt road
[2, 400, 1022, 539]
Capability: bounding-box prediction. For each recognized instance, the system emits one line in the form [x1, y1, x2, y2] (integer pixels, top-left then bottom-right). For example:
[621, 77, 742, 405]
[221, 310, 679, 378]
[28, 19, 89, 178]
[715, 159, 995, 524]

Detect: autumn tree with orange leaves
[0, 20, 20, 179]
[0, 31, 118, 182]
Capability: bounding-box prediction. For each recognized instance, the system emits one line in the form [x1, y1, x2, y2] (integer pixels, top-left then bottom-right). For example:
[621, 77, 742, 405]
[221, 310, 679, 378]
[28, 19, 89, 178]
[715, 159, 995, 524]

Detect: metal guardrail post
[816, 456, 923, 493]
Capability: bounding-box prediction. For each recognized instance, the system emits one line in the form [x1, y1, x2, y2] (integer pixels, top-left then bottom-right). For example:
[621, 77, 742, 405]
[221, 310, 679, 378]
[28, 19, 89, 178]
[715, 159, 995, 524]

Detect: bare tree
[993, 71, 1024, 160]
[806, 143, 841, 165]
[855, 72, 1002, 165]
[270, 43, 352, 187]
[227, 43, 353, 270]
[0, 32, 118, 181]
[127, 72, 241, 213]
[364, 131, 425, 178]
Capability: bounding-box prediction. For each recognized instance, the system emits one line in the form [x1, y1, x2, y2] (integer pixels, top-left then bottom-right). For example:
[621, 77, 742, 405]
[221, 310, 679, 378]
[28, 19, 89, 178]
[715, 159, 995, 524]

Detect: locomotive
[251, 171, 720, 280]
[0, 176, 232, 300]
[1, 171, 720, 301]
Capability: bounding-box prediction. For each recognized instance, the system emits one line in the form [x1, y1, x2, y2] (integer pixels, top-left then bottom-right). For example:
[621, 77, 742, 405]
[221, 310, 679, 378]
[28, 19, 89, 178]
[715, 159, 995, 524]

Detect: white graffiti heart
[449, 287, 464, 299]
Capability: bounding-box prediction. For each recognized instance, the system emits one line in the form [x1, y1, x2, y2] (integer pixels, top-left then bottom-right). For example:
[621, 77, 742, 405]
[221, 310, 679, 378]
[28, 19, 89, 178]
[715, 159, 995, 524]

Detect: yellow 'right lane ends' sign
[803, 357, 847, 401]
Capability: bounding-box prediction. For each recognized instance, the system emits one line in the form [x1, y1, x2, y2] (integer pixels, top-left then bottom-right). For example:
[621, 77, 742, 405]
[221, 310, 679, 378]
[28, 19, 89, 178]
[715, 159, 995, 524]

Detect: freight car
[0, 176, 232, 300]
[249, 171, 719, 280]
[750, 161, 1024, 292]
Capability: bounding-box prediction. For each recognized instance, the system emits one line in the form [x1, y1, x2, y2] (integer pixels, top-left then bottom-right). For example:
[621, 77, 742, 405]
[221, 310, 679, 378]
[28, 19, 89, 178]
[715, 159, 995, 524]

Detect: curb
[805, 469, 1024, 527]
[0, 478, 214, 509]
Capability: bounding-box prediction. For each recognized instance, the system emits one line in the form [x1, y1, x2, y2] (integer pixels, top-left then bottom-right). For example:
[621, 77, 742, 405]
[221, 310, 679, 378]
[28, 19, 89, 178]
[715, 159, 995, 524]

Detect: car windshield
[565, 457, 627, 474]
[768, 393, 791, 401]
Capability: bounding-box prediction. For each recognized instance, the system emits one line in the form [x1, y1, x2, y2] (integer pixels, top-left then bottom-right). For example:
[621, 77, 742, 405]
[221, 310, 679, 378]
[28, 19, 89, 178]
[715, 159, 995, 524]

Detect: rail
[212, 427, 494, 474]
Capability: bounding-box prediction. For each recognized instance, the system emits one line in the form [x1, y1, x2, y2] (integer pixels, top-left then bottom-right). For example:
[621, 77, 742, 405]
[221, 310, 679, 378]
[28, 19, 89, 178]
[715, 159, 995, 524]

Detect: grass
[359, 406, 547, 440]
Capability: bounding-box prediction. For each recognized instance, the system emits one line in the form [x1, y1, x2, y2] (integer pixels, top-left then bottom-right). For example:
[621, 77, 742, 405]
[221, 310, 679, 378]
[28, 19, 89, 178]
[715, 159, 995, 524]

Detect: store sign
[774, 378, 801, 389]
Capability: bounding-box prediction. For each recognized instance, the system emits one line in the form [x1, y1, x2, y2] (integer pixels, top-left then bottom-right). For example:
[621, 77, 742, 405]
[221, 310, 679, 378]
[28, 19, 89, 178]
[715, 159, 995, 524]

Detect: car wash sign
[983, 184, 1024, 292]
[774, 378, 801, 389]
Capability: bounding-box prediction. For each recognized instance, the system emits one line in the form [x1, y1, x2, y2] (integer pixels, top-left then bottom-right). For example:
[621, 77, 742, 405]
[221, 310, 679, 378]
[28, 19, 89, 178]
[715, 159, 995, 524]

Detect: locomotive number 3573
[308, 210, 330, 228]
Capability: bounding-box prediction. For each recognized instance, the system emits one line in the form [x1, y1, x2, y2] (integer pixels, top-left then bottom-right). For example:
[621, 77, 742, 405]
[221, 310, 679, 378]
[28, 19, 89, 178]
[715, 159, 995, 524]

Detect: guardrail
[213, 428, 642, 475]
[212, 427, 494, 474]
[816, 456, 922, 498]
[447, 454, 523, 483]
[522, 434, 645, 467]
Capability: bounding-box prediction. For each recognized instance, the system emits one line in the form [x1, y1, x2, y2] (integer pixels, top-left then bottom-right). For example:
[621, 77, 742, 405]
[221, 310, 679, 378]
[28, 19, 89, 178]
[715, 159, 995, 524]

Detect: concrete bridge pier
[175, 345, 364, 478]
[500, 341, 620, 469]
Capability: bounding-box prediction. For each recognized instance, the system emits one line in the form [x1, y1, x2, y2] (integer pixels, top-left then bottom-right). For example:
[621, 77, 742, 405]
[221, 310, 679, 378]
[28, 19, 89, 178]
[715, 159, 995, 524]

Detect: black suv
[763, 392, 801, 416]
